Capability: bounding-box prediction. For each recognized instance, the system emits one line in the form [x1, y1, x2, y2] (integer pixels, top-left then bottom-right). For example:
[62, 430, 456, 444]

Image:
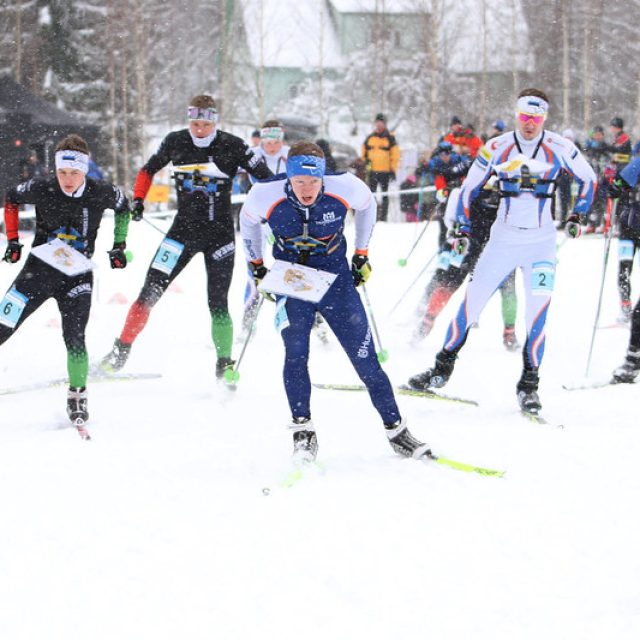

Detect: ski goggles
[517, 112, 546, 125]
[260, 126, 284, 141]
[187, 106, 219, 123]
[287, 155, 326, 178]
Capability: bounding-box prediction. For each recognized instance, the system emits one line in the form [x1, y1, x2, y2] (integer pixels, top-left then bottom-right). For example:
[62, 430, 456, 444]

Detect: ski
[562, 377, 639, 391]
[520, 410, 564, 429]
[0, 372, 162, 396]
[312, 382, 478, 407]
[426, 452, 505, 477]
[263, 460, 324, 495]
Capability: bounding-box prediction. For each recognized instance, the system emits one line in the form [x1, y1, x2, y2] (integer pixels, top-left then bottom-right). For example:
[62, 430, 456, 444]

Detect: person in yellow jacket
[361, 113, 400, 221]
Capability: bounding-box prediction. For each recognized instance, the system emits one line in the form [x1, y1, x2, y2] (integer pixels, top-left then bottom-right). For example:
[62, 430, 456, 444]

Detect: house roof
[240, 0, 344, 69]
[0, 75, 87, 126]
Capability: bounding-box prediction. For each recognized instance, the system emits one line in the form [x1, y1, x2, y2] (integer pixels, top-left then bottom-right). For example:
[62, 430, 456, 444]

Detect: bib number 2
[0, 287, 29, 329]
[152, 238, 185, 276]
[531, 261, 555, 296]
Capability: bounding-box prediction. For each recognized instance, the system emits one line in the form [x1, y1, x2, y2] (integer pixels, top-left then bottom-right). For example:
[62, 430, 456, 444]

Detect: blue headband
[286, 155, 326, 179]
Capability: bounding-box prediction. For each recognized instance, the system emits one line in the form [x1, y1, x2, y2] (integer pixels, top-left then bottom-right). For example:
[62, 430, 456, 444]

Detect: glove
[130, 198, 144, 222]
[564, 214, 584, 239]
[3, 240, 23, 263]
[607, 178, 629, 200]
[108, 242, 127, 269]
[351, 253, 371, 287]
[249, 260, 268, 285]
[450, 223, 471, 256]
[436, 188, 449, 203]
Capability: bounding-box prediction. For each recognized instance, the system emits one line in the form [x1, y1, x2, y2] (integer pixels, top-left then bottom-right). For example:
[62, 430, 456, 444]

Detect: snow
[1, 219, 639, 639]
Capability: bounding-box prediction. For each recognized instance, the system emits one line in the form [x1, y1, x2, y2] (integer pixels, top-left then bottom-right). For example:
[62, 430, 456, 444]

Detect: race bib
[618, 239, 635, 261]
[531, 261, 555, 295]
[436, 250, 452, 271]
[0, 287, 28, 329]
[152, 238, 184, 275]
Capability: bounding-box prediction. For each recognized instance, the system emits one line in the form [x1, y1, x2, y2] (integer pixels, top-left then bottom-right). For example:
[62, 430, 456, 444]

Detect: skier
[240, 141, 430, 462]
[608, 155, 640, 323]
[239, 120, 290, 340]
[608, 161, 640, 381]
[406, 89, 597, 414]
[100, 95, 272, 380]
[1, 134, 130, 434]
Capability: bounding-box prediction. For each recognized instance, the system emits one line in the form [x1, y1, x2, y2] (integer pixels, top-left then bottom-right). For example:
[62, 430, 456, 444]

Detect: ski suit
[117, 129, 271, 361]
[443, 129, 597, 373]
[616, 158, 640, 342]
[240, 173, 400, 424]
[2, 177, 130, 387]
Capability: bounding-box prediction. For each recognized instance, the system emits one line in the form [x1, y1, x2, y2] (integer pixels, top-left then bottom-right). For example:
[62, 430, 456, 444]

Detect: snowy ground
[0, 217, 639, 639]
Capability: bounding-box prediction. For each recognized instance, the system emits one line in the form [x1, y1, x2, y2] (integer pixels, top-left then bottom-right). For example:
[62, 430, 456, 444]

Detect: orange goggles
[517, 112, 545, 125]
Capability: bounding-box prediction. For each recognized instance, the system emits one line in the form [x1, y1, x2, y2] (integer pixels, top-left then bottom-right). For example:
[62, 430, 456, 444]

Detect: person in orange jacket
[361, 113, 400, 222]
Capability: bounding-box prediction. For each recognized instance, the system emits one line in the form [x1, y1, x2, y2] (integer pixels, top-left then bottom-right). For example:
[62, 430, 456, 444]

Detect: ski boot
[100, 338, 132, 373]
[67, 386, 89, 422]
[385, 418, 431, 459]
[516, 369, 541, 414]
[407, 350, 456, 390]
[502, 326, 520, 352]
[612, 349, 640, 384]
[215, 357, 236, 380]
[289, 417, 318, 464]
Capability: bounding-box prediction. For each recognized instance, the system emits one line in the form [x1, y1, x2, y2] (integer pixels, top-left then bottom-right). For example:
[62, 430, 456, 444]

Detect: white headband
[261, 126, 284, 141]
[55, 150, 89, 174]
[516, 96, 548, 116]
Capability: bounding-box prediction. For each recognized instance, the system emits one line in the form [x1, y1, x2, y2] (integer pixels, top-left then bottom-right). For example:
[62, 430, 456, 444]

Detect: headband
[516, 96, 548, 116]
[261, 126, 284, 141]
[187, 106, 219, 123]
[55, 150, 89, 174]
[286, 155, 326, 179]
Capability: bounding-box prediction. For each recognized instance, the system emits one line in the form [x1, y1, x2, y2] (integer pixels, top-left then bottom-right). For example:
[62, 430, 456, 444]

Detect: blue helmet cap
[438, 141, 453, 153]
[493, 119, 505, 131]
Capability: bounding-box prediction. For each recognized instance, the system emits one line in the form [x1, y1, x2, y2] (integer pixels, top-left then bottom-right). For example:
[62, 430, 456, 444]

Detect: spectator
[361, 113, 400, 222]
[315, 139, 338, 173]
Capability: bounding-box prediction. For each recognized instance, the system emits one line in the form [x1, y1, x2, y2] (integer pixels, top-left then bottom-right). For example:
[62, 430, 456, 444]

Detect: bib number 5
[152, 238, 185, 276]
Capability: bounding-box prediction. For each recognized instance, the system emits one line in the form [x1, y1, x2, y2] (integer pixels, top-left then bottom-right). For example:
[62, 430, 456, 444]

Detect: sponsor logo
[67, 283, 92, 298]
[211, 241, 235, 261]
[248, 154, 261, 168]
[357, 326, 372, 358]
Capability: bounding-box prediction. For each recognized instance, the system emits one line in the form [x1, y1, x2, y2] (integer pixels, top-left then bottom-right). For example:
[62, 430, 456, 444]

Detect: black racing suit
[2, 177, 130, 387]
[121, 128, 272, 361]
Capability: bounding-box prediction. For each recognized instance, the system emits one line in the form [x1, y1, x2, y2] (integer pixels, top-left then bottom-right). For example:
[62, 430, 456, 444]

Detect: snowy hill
[0, 219, 639, 639]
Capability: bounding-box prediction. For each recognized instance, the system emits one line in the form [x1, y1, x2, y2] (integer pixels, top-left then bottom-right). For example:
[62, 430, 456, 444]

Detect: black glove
[108, 242, 127, 269]
[351, 253, 371, 287]
[564, 214, 584, 239]
[3, 240, 23, 263]
[130, 198, 144, 222]
[607, 178, 629, 200]
[249, 260, 268, 285]
[450, 223, 471, 256]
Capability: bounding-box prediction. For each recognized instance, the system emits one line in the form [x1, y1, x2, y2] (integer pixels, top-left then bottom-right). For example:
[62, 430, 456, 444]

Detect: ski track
[0, 221, 639, 639]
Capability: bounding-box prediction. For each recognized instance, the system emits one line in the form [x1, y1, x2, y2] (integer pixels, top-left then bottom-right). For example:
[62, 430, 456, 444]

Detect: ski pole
[388, 248, 439, 317]
[142, 215, 169, 236]
[225, 295, 266, 384]
[361, 283, 389, 363]
[585, 199, 617, 377]
[397, 210, 433, 267]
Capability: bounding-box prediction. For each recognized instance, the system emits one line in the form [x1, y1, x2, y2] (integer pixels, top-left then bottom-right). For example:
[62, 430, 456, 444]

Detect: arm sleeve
[134, 135, 173, 199]
[4, 180, 39, 241]
[239, 188, 266, 263]
[133, 169, 154, 201]
[109, 185, 130, 245]
[390, 139, 400, 173]
[456, 148, 495, 224]
[563, 143, 598, 207]
[239, 142, 273, 181]
[347, 174, 377, 254]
